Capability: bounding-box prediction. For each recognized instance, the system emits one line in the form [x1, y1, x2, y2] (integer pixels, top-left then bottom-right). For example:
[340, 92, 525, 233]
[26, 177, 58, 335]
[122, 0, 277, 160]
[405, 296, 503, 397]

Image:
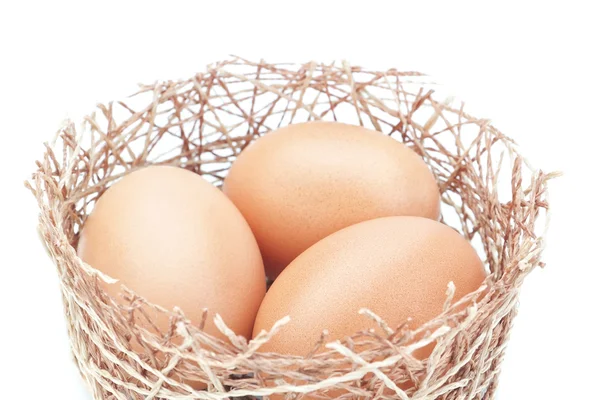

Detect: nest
[27, 58, 553, 400]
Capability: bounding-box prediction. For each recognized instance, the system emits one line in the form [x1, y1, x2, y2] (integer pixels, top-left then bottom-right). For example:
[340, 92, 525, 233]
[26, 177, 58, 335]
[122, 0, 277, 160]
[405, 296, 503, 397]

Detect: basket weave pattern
[28, 58, 551, 399]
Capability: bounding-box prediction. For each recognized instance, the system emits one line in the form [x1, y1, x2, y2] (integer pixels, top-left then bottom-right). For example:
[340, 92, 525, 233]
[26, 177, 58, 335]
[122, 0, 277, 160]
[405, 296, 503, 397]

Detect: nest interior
[28, 58, 552, 400]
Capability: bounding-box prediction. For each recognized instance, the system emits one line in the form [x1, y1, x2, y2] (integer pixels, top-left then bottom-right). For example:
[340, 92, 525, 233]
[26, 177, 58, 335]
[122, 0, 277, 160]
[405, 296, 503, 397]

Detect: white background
[1, 1, 598, 398]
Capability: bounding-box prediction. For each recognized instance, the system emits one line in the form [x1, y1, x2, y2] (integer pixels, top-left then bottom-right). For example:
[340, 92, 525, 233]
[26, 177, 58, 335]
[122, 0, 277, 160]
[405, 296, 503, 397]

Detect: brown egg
[253, 216, 486, 360]
[223, 121, 440, 279]
[78, 166, 266, 343]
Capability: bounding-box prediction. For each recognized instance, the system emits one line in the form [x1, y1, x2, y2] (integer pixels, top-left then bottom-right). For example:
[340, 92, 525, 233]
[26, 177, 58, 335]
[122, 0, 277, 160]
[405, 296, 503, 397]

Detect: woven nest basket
[28, 58, 553, 400]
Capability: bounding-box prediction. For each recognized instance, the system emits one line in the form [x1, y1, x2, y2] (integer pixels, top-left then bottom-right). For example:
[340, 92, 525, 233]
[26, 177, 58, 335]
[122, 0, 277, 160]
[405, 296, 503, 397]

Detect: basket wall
[28, 58, 551, 400]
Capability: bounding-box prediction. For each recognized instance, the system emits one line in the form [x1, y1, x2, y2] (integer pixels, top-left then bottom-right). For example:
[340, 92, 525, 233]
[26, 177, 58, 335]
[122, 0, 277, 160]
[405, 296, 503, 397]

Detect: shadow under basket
[27, 58, 553, 400]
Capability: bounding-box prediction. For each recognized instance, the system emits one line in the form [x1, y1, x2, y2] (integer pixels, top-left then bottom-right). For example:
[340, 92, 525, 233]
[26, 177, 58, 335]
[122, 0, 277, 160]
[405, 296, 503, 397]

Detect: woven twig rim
[27, 57, 553, 400]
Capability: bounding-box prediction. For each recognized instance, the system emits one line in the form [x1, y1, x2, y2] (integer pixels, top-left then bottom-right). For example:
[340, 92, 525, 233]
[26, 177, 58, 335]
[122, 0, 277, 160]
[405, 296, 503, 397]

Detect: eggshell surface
[77, 166, 266, 341]
[252, 216, 486, 359]
[223, 121, 440, 279]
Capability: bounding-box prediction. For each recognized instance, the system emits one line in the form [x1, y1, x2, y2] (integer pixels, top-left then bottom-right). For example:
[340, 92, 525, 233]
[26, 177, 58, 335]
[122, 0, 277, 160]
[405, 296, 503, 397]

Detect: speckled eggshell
[78, 166, 266, 342]
[252, 216, 486, 361]
[223, 121, 441, 279]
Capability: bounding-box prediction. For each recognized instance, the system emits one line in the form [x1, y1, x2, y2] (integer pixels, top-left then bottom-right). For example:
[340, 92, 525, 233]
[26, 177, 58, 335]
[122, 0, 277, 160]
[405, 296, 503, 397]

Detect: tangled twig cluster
[27, 57, 553, 399]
